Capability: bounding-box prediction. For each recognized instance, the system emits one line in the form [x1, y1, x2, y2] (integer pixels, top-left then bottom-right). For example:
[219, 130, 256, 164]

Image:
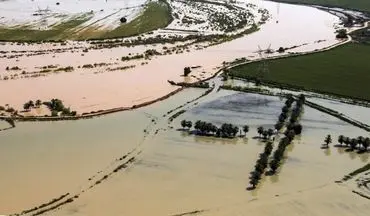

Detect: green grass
[272, 0, 370, 13]
[0, 0, 172, 41]
[229, 43, 370, 101]
[0, 15, 91, 41]
[101, 1, 172, 39]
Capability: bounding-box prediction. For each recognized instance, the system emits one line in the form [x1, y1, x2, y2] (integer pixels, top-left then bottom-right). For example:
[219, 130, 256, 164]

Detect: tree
[243, 125, 249, 136]
[28, 100, 34, 108]
[286, 130, 295, 142]
[357, 136, 364, 148]
[257, 126, 264, 137]
[23, 102, 31, 111]
[282, 106, 289, 114]
[265, 142, 273, 155]
[35, 99, 42, 107]
[270, 159, 279, 173]
[338, 135, 344, 146]
[336, 29, 348, 39]
[344, 137, 350, 147]
[350, 138, 357, 150]
[262, 130, 268, 140]
[324, 134, 332, 147]
[194, 120, 203, 132]
[293, 124, 302, 135]
[186, 121, 192, 129]
[275, 122, 284, 131]
[23, 100, 34, 110]
[267, 128, 274, 139]
[181, 120, 187, 129]
[363, 138, 370, 151]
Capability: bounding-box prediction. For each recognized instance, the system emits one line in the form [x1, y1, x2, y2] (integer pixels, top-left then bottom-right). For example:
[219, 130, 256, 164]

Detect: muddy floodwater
[0, 0, 343, 113]
[1, 87, 370, 215]
[1, 1, 370, 215]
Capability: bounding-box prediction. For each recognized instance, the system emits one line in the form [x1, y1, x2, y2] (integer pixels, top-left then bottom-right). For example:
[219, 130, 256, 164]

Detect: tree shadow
[320, 145, 329, 149]
[0, 126, 15, 132]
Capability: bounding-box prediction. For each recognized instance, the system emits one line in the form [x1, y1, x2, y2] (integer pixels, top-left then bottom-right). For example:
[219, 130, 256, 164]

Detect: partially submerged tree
[324, 134, 332, 147]
[243, 125, 249, 136]
[257, 126, 264, 137]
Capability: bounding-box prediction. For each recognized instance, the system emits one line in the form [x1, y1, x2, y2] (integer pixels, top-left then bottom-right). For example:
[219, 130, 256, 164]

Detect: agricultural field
[0, 0, 170, 41]
[1, 1, 370, 216]
[0, 0, 267, 41]
[272, 0, 370, 13]
[229, 28, 370, 101]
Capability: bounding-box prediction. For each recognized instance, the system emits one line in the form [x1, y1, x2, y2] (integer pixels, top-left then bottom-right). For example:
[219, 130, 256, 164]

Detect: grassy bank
[271, 0, 370, 13]
[0, 1, 172, 41]
[0, 15, 91, 41]
[229, 43, 370, 101]
[97, 0, 173, 39]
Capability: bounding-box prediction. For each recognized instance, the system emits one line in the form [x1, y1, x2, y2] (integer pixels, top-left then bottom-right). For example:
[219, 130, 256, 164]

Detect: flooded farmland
[1, 86, 370, 215]
[1, 0, 370, 215]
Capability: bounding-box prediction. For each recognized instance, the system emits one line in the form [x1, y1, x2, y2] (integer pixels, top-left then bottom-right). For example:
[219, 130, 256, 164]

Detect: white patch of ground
[166, 0, 266, 34]
[0, 0, 148, 30]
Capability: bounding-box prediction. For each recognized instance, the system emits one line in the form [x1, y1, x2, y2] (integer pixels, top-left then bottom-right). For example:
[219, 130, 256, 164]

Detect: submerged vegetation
[43, 99, 76, 116]
[180, 120, 245, 138]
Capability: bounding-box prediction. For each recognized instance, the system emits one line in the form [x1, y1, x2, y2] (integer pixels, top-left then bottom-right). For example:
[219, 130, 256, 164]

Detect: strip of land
[271, 0, 370, 13]
[0, 1, 172, 41]
[229, 28, 370, 102]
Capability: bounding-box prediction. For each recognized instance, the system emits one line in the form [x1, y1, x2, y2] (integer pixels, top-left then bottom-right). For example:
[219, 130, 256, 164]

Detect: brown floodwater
[1, 87, 369, 215]
[0, 0, 344, 113]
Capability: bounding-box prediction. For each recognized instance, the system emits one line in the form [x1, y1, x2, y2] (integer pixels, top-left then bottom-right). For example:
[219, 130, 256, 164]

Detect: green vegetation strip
[0, 0, 172, 41]
[101, 0, 173, 39]
[229, 43, 370, 102]
[0, 15, 91, 42]
[271, 0, 370, 13]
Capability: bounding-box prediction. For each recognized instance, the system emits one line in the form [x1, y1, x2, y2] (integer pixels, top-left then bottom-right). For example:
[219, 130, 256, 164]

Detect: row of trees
[274, 94, 305, 134]
[268, 95, 306, 175]
[257, 126, 274, 140]
[249, 142, 273, 189]
[23, 99, 77, 117]
[324, 134, 370, 151]
[274, 95, 295, 131]
[23, 100, 42, 110]
[43, 99, 76, 116]
[180, 120, 249, 138]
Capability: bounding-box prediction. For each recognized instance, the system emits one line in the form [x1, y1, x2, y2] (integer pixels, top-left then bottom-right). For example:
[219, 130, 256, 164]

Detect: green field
[272, 0, 370, 13]
[229, 43, 370, 101]
[0, 16, 91, 41]
[101, 1, 172, 39]
[0, 1, 172, 41]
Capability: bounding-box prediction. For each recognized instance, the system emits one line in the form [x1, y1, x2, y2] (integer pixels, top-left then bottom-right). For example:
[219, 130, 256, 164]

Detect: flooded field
[0, 0, 344, 114]
[1, 1, 370, 215]
[1, 87, 369, 215]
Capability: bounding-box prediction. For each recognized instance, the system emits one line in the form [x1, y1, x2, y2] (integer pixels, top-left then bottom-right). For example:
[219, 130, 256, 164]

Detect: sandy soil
[0, 0, 344, 115]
